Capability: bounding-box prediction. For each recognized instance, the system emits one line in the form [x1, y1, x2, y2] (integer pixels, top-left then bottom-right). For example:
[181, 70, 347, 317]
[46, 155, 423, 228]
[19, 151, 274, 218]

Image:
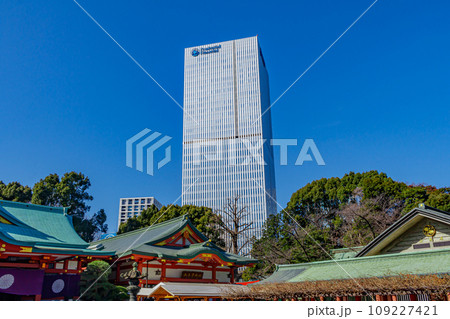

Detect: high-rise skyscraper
[182, 36, 276, 254]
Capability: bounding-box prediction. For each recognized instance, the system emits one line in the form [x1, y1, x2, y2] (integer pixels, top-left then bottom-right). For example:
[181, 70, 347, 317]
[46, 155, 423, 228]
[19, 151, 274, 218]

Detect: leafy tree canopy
[244, 171, 450, 281]
[0, 181, 32, 202]
[0, 172, 108, 242]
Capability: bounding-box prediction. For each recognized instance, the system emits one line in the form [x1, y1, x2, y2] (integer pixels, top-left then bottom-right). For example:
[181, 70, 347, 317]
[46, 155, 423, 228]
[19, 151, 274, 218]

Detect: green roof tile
[0, 200, 112, 255]
[90, 215, 256, 265]
[0, 200, 85, 247]
[331, 246, 364, 259]
[129, 242, 257, 264]
[90, 215, 202, 255]
[263, 248, 450, 283]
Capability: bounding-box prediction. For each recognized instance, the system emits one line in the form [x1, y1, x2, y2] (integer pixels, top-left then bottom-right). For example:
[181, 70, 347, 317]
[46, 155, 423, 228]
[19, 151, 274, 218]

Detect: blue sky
[1, 0, 449, 232]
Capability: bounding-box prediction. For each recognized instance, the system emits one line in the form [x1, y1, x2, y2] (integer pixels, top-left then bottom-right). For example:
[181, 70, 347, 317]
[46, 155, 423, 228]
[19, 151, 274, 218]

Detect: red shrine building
[0, 200, 256, 301]
[89, 215, 257, 299]
[0, 200, 112, 300]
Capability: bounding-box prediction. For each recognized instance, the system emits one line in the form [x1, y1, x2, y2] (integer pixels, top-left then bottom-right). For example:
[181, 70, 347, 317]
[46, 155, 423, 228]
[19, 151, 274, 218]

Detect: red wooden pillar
[230, 267, 235, 284]
[161, 261, 167, 281]
[310, 298, 315, 301]
[355, 296, 362, 301]
[410, 294, 418, 301]
[76, 258, 82, 273]
[115, 261, 121, 284]
[137, 260, 143, 287]
[212, 265, 217, 283]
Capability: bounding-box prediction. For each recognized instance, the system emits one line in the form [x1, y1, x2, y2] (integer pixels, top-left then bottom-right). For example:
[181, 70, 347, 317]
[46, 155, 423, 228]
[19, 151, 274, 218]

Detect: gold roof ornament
[423, 225, 436, 237]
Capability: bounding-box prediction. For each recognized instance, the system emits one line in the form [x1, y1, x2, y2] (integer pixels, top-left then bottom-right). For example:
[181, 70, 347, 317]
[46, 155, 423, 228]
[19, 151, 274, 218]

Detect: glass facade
[182, 36, 276, 254]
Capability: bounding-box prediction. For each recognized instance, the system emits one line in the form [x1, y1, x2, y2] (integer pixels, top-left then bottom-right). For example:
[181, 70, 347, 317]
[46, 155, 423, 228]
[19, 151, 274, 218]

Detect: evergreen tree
[244, 171, 450, 281]
[1, 172, 108, 242]
[79, 260, 128, 301]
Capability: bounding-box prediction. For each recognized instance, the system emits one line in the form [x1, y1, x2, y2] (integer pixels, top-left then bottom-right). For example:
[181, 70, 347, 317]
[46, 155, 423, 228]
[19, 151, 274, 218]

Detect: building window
[434, 241, 450, 247]
[122, 200, 126, 205]
[135, 199, 139, 204]
[141, 199, 145, 204]
[147, 198, 152, 203]
[128, 207, 132, 211]
[128, 199, 132, 205]
[413, 243, 430, 249]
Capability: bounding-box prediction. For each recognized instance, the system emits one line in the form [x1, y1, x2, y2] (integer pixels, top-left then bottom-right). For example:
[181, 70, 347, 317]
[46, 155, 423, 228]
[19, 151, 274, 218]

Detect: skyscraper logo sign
[191, 49, 200, 57]
[191, 45, 222, 57]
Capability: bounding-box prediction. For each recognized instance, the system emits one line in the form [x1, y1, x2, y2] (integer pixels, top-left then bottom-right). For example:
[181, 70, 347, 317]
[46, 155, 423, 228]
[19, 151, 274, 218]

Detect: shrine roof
[357, 204, 450, 257]
[139, 282, 250, 298]
[260, 247, 450, 284]
[129, 241, 257, 265]
[0, 200, 112, 256]
[260, 204, 450, 284]
[90, 215, 257, 265]
[90, 215, 207, 254]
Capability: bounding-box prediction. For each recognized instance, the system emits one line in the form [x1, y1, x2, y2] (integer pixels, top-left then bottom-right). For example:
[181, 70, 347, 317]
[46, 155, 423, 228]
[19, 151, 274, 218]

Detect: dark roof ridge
[417, 203, 450, 215]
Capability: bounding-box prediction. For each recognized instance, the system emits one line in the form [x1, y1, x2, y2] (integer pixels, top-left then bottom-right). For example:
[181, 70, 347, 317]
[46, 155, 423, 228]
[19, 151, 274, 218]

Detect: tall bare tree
[338, 189, 403, 247]
[214, 195, 253, 255]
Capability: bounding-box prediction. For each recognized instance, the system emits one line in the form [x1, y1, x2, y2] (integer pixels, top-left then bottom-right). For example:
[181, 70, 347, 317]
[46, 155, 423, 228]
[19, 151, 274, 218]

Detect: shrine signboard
[181, 271, 203, 280]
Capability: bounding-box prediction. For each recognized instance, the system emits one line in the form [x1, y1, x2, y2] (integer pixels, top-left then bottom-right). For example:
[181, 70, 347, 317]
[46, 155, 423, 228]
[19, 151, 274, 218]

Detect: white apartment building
[117, 197, 162, 229]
